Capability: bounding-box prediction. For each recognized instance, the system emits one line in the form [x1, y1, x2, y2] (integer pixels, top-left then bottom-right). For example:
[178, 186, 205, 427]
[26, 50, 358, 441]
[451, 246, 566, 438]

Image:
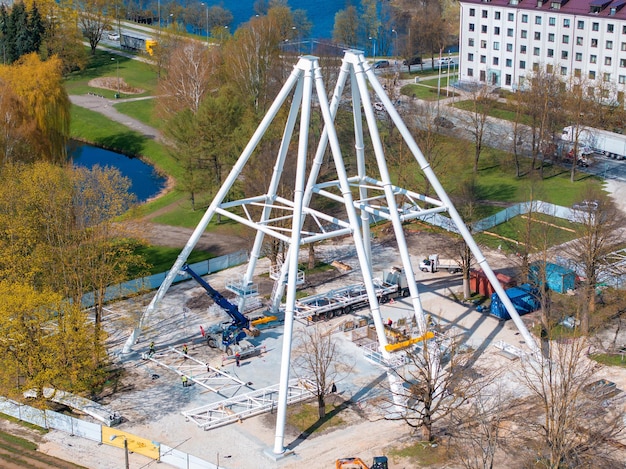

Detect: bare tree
[449, 387, 516, 469]
[566, 189, 625, 334]
[453, 176, 479, 300]
[379, 334, 491, 441]
[291, 325, 354, 419]
[458, 84, 495, 174]
[514, 337, 625, 468]
[76, 0, 111, 55]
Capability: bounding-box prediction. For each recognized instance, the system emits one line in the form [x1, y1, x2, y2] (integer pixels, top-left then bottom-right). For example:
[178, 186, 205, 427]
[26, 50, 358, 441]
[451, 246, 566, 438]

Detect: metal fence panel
[160, 445, 190, 468]
[73, 418, 102, 441]
[188, 453, 216, 469]
[45, 410, 75, 434]
[19, 404, 47, 428]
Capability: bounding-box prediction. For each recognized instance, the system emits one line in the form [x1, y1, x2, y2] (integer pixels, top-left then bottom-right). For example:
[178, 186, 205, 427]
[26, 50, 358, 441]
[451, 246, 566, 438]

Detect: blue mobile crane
[182, 264, 259, 353]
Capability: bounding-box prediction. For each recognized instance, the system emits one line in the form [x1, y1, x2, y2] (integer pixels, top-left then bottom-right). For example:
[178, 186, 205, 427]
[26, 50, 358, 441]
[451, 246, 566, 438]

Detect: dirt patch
[88, 77, 144, 94]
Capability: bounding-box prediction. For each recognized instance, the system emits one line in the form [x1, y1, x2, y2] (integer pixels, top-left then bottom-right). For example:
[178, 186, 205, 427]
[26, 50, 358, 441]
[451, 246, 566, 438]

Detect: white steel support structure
[124, 51, 540, 455]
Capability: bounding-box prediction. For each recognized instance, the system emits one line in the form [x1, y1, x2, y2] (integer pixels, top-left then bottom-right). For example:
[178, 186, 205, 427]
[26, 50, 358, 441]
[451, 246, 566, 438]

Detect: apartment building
[458, 0, 626, 101]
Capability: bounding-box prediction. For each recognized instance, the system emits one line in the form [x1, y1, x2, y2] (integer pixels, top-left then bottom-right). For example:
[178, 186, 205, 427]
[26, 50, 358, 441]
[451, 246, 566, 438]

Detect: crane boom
[182, 264, 250, 331]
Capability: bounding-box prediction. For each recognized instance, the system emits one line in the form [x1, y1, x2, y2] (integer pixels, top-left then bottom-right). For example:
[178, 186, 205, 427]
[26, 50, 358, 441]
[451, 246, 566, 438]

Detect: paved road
[70, 94, 163, 142]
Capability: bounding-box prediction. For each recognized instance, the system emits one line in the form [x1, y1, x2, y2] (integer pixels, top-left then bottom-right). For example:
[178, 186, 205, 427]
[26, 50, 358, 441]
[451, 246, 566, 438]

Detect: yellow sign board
[102, 427, 160, 460]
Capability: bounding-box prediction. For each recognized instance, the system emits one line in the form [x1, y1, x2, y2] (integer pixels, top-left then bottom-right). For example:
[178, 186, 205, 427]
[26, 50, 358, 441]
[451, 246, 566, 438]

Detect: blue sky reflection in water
[69, 142, 166, 203]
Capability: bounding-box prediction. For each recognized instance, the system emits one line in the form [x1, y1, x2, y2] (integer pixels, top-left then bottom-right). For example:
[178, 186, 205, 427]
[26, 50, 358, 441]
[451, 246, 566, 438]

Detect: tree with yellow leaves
[0, 53, 70, 162]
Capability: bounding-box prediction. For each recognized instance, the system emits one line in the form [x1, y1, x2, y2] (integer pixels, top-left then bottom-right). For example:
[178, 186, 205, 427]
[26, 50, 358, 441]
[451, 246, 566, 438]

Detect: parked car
[108, 32, 120, 41]
[434, 116, 454, 129]
[572, 200, 599, 212]
[373, 60, 390, 69]
[403, 56, 422, 66]
[435, 57, 453, 68]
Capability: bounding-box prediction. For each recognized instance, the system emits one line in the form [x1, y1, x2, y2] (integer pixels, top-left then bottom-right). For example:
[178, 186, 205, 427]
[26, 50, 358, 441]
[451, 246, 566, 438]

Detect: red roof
[461, 0, 626, 19]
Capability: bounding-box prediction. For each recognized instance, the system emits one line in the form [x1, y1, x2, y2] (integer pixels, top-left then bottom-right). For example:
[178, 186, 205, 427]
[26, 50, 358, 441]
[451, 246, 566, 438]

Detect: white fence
[0, 396, 217, 469]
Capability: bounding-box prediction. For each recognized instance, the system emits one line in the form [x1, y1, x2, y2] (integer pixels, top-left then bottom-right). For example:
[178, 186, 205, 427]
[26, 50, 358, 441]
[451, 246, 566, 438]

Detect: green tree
[332, 5, 359, 47]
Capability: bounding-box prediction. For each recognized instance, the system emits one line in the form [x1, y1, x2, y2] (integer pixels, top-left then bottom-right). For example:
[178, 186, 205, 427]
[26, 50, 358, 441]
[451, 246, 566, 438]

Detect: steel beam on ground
[181, 379, 314, 430]
[144, 347, 247, 395]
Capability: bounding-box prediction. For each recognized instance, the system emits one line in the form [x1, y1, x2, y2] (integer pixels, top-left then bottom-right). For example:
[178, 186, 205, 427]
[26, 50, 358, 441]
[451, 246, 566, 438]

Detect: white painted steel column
[239, 78, 305, 312]
[123, 64, 306, 353]
[366, 56, 540, 354]
[313, 54, 390, 355]
[273, 57, 315, 455]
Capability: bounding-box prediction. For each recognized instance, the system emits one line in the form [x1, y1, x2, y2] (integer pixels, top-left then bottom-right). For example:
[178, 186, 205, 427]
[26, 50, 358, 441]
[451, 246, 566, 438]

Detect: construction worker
[148, 341, 155, 356]
[387, 318, 393, 328]
[182, 344, 188, 357]
[235, 352, 241, 367]
[181, 375, 188, 387]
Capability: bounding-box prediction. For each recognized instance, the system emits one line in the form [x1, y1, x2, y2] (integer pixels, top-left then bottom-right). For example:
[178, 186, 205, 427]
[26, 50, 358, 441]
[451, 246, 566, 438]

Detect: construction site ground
[27, 181, 626, 469]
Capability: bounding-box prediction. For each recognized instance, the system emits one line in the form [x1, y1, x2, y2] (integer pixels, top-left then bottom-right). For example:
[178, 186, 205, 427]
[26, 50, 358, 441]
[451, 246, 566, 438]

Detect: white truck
[419, 254, 461, 273]
[562, 125, 626, 161]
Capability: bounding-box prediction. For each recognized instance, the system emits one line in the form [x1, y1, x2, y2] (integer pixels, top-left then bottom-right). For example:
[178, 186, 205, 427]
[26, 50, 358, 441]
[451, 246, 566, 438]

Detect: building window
[468, 53, 474, 61]
[508, 12, 514, 21]
[604, 72, 611, 82]
[590, 55, 597, 63]
[506, 58, 512, 67]
[589, 71, 595, 79]
[481, 25, 488, 33]
[561, 50, 568, 59]
[561, 66, 567, 75]
[619, 75, 626, 84]
[547, 64, 554, 73]
[533, 62, 539, 71]
[522, 14, 528, 23]
[607, 24, 614, 33]
[621, 58, 626, 67]
[623, 25, 626, 34]
[495, 26, 500, 35]
[507, 43, 513, 52]
[547, 48, 554, 58]
[520, 60, 526, 69]
[563, 19, 570, 28]
[577, 20, 584, 29]
[575, 52, 582, 61]
[591, 38, 598, 48]
[606, 40, 613, 50]
[468, 68, 474, 77]
[548, 33, 555, 42]
[622, 42, 626, 51]
[549, 17, 556, 26]
[469, 23, 475, 32]
[480, 55, 486, 63]
[494, 42, 500, 50]
[507, 28, 514, 37]
[562, 35, 569, 44]
[468, 38, 475, 47]
[574, 68, 581, 77]
[534, 32, 541, 40]
[535, 16, 542, 25]
[469, 8, 475, 16]
[520, 45, 527, 53]
[576, 37, 583, 46]
[592, 22, 599, 31]
[505, 74, 512, 86]
[495, 11, 501, 19]
[481, 40, 487, 48]
[534, 47, 540, 56]
[605, 57, 612, 66]
[493, 57, 499, 65]
[482, 10, 488, 18]
[521, 30, 528, 39]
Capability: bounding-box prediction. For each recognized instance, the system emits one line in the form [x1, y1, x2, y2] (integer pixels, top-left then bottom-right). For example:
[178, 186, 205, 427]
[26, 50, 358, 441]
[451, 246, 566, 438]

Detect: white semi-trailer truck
[562, 125, 626, 160]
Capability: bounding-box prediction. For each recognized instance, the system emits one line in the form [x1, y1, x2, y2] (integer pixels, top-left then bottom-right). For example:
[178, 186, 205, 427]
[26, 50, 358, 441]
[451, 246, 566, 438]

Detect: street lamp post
[292, 26, 300, 54]
[447, 51, 451, 97]
[167, 13, 173, 28]
[201, 3, 209, 44]
[110, 435, 129, 469]
[157, 0, 160, 33]
[369, 36, 377, 58]
[437, 49, 442, 115]
[391, 29, 398, 58]
[111, 57, 120, 98]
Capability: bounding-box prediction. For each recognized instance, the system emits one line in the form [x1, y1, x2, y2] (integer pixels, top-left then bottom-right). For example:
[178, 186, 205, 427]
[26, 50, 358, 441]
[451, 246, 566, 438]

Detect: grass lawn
[133, 245, 213, 275]
[114, 98, 162, 130]
[388, 440, 450, 467]
[286, 401, 347, 435]
[400, 83, 442, 100]
[65, 49, 158, 97]
[590, 353, 626, 368]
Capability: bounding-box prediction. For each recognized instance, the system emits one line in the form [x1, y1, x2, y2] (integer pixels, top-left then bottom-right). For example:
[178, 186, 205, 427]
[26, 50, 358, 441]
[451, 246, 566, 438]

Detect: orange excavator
[335, 456, 388, 469]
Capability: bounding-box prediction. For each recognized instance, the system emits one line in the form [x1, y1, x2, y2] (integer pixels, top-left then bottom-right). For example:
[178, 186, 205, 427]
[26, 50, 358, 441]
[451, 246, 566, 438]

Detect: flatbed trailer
[292, 269, 410, 320]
